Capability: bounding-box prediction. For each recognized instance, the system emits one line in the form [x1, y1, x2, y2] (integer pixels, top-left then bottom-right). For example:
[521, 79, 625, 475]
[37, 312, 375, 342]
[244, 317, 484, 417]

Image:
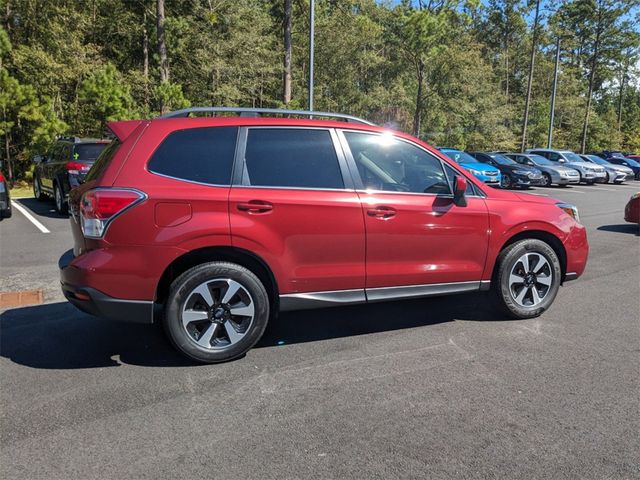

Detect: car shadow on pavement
[0, 293, 508, 369]
[15, 197, 66, 219]
[258, 292, 507, 347]
[597, 224, 639, 235]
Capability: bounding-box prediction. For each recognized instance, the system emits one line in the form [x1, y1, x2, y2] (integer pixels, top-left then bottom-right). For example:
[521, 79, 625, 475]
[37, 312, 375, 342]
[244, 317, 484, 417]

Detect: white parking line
[10, 201, 50, 233]
[526, 192, 549, 196]
[590, 186, 618, 192]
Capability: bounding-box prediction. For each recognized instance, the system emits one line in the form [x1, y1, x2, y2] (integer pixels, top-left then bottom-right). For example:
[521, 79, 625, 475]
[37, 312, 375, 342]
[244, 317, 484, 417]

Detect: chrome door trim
[280, 289, 366, 311]
[279, 280, 489, 311]
[366, 280, 481, 302]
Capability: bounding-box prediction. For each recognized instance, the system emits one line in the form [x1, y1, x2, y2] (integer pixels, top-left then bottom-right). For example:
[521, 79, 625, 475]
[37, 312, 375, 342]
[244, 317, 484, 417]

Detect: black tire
[604, 172, 610, 183]
[53, 182, 68, 215]
[542, 173, 552, 187]
[33, 176, 46, 201]
[163, 262, 270, 363]
[500, 175, 511, 189]
[492, 239, 562, 319]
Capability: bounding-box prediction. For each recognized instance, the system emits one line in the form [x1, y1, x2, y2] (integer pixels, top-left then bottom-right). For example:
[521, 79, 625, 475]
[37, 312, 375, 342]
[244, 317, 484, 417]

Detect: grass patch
[9, 182, 33, 199]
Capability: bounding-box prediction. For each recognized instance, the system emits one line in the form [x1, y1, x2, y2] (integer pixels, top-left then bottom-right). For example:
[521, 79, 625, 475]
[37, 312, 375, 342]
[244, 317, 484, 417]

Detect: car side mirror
[33, 155, 43, 164]
[453, 176, 468, 207]
[558, 158, 566, 163]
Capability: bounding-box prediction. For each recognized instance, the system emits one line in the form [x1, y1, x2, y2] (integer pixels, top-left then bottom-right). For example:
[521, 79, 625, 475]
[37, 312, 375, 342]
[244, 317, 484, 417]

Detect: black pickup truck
[33, 137, 110, 214]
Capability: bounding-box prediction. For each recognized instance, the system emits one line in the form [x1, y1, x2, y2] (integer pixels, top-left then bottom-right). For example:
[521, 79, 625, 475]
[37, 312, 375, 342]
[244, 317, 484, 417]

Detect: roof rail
[158, 107, 375, 126]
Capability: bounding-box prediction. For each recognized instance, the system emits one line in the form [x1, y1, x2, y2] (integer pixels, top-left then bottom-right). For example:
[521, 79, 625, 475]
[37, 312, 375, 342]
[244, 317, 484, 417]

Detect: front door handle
[237, 200, 273, 214]
[367, 206, 396, 219]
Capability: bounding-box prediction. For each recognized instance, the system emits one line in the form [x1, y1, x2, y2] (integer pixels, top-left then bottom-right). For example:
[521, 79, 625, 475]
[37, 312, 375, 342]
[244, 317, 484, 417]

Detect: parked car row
[438, 147, 639, 189]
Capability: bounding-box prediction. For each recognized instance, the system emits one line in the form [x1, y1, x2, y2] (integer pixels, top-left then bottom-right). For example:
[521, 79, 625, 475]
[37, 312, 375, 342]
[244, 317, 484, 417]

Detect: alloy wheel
[508, 252, 553, 307]
[542, 173, 551, 186]
[181, 278, 255, 350]
[501, 175, 511, 188]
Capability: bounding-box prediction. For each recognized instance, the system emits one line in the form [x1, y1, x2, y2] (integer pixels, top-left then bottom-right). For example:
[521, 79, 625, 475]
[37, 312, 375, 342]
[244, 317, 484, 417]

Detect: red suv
[60, 108, 589, 363]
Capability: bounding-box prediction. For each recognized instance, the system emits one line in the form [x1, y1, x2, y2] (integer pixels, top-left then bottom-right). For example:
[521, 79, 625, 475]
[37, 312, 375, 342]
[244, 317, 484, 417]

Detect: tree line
[0, 0, 638, 182]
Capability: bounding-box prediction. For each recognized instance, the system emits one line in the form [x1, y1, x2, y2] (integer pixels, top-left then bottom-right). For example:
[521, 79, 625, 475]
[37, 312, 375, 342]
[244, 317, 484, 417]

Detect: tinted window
[244, 128, 343, 189]
[345, 132, 449, 194]
[73, 143, 109, 162]
[85, 140, 121, 181]
[148, 127, 238, 185]
[440, 148, 481, 164]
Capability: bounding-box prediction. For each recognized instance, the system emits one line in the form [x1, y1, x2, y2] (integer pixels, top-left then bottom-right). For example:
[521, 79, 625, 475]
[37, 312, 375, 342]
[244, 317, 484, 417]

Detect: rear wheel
[163, 262, 270, 363]
[54, 182, 68, 215]
[33, 176, 46, 201]
[492, 239, 562, 319]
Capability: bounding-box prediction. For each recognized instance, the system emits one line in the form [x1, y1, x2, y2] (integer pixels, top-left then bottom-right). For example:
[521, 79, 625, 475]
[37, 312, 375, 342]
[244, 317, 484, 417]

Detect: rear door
[338, 130, 490, 296]
[229, 127, 366, 295]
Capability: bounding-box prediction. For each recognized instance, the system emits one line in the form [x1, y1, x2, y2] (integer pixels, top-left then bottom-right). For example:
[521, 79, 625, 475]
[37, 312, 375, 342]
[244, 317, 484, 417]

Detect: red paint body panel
[358, 193, 489, 287]
[229, 188, 365, 294]
[625, 195, 640, 224]
[63, 116, 589, 305]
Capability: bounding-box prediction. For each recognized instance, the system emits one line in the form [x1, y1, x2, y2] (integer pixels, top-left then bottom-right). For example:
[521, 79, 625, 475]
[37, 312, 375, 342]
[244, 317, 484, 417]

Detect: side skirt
[279, 280, 490, 311]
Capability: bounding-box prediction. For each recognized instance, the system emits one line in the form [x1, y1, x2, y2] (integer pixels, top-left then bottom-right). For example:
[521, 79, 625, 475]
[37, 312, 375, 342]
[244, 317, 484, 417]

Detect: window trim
[336, 129, 486, 198]
[145, 126, 240, 187]
[232, 126, 355, 192]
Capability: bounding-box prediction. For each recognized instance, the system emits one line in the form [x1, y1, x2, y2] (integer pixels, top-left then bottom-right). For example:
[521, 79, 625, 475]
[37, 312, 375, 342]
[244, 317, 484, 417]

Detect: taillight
[0, 173, 5, 182]
[80, 189, 145, 238]
[66, 161, 90, 174]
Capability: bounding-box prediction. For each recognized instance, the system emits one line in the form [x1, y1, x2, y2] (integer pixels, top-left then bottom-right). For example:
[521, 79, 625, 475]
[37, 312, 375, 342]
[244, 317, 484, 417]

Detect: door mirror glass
[453, 176, 468, 207]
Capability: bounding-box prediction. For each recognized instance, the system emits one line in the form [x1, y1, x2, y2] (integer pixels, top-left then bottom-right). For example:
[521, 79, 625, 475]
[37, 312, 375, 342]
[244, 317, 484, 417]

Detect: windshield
[527, 154, 553, 166]
[584, 155, 607, 165]
[439, 148, 480, 164]
[488, 153, 517, 165]
[562, 152, 584, 163]
[73, 143, 109, 162]
[623, 158, 640, 167]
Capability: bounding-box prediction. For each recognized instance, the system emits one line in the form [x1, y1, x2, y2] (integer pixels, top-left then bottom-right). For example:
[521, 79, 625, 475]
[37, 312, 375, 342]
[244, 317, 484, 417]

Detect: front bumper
[473, 173, 501, 184]
[59, 249, 154, 324]
[512, 174, 545, 186]
[556, 175, 580, 184]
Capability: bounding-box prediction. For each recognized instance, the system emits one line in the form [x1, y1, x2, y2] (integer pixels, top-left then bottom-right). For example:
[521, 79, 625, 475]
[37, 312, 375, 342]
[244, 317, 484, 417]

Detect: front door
[339, 130, 490, 297]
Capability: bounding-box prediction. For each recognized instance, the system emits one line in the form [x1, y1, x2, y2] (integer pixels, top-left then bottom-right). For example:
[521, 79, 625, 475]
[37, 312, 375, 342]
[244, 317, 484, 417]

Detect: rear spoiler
[106, 120, 144, 141]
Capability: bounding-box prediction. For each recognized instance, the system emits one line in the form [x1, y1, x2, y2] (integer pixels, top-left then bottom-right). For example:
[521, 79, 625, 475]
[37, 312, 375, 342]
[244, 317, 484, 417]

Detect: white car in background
[527, 149, 606, 185]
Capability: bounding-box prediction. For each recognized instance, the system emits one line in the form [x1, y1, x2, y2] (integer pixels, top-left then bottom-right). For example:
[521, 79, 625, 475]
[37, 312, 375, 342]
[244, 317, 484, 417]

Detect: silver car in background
[527, 148, 607, 184]
[506, 153, 580, 187]
[580, 154, 633, 183]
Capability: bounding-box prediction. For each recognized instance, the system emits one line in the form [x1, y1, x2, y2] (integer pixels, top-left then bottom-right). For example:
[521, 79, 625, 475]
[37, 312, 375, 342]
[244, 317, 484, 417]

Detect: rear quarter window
[148, 127, 238, 185]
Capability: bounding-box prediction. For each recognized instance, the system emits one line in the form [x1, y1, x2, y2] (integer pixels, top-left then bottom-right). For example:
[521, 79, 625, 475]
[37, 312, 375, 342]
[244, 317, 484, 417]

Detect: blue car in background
[438, 147, 502, 185]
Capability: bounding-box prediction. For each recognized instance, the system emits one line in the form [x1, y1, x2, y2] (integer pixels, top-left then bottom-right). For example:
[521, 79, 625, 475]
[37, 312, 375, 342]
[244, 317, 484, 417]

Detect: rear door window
[243, 128, 344, 189]
[148, 127, 238, 185]
[85, 140, 122, 181]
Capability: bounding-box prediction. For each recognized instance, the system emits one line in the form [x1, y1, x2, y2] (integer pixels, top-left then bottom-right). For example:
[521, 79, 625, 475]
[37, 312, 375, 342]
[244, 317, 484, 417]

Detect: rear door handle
[367, 206, 397, 219]
[237, 200, 273, 214]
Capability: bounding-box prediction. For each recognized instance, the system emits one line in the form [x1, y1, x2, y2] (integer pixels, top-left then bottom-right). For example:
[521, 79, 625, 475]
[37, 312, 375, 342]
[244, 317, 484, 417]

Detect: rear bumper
[59, 249, 154, 323]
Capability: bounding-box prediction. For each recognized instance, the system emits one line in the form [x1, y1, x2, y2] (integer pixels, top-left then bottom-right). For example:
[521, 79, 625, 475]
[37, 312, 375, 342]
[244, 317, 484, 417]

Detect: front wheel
[163, 262, 270, 363]
[542, 173, 552, 187]
[500, 175, 511, 189]
[492, 239, 562, 319]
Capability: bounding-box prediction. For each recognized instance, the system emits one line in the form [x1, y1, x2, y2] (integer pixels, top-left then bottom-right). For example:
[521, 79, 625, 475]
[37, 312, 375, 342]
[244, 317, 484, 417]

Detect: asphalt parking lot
[1, 183, 638, 479]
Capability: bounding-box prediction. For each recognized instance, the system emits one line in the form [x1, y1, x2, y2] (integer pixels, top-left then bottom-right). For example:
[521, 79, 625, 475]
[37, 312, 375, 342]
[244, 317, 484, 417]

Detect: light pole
[308, 0, 315, 112]
[548, 36, 561, 149]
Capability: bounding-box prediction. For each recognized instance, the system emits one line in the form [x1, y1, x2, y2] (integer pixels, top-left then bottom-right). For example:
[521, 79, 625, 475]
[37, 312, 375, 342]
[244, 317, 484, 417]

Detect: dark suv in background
[33, 137, 110, 214]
